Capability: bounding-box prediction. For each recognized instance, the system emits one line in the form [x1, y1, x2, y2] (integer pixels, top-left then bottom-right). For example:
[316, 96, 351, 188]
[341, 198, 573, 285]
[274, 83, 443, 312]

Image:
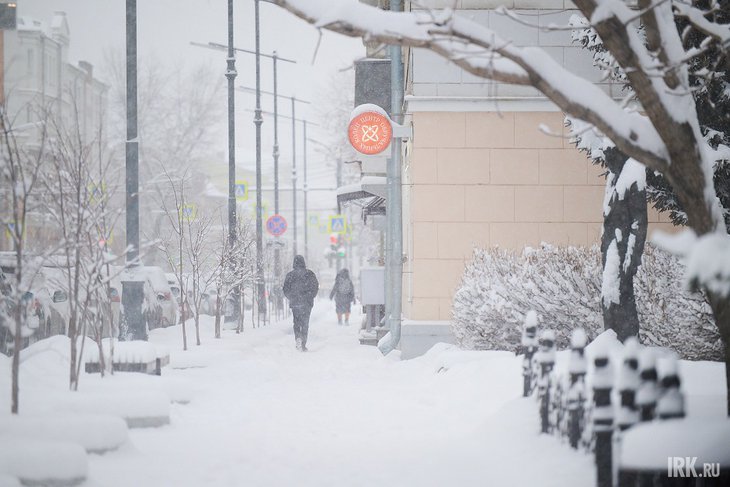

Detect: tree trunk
[707, 291, 730, 416]
[214, 294, 221, 339]
[11, 301, 22, 414]
[601, 150, 648, 343]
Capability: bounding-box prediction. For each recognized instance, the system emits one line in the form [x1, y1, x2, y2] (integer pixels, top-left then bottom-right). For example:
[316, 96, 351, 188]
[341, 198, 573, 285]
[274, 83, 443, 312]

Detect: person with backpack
[329, 268, 355, 325]
[282, 255, 319, 351]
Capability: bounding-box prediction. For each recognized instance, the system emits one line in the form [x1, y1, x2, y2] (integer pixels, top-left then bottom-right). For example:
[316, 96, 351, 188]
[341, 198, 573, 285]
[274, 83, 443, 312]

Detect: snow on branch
[272, 0, 669, 170]
[673, 1, 730, 46]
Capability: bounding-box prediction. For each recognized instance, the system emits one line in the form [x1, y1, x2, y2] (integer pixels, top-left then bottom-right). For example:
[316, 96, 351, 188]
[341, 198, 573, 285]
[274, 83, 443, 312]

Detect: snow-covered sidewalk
[2, 298, 726, 486]
[82, 300, 593, 487]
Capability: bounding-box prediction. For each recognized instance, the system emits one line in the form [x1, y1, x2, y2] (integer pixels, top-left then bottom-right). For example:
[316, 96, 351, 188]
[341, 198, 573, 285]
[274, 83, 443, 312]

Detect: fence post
[567, 328, 587, 449]
[636, 349, 658, 422]
[537, 329, 556, 434]
[656, 354, 684, 420]
[593, 346, 613, 487]
[521, 311, 539, 397]
[617, 337, 640, 430]
[616, 337, 640, 487]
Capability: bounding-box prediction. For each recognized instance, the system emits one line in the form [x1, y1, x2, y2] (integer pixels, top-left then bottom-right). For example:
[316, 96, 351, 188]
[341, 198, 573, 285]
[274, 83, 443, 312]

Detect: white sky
[17, 0, 365, 210]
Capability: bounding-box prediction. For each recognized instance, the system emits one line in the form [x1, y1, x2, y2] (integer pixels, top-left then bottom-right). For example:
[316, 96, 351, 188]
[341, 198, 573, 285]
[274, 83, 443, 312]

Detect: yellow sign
[181, 203, 197, 222]
[328, 215, 347, 234]
[234, 180, 248, 201]
[88, 181, 106, 204]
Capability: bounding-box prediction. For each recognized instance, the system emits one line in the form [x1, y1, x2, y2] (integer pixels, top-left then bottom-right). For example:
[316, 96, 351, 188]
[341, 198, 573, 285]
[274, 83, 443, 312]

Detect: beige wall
[403, 111, 676, 322]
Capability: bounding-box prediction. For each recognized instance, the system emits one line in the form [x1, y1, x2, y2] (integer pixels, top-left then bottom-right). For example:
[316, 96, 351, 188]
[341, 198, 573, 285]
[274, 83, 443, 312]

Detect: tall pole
[291, 96, 298, 256]
[273, 54, 280, 216]
[125, 0, 139, 266]
[254, 0, 266, 324]
[381, 0, 404, 355]
[303, 120, 308, 264]
[123, 0, 145, 341]
[226, 0, 237, 246]
[272, 52, 282, 315]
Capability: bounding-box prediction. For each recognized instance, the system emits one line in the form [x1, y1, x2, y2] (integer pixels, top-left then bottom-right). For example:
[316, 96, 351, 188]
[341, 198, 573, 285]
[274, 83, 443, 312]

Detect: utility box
[355, 58, 391, 116]
[359, 266, 385, 305]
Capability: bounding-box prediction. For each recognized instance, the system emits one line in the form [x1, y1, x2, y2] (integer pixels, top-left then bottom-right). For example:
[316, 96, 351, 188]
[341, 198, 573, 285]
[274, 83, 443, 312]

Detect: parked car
[138, 266, 178, 327]
[0, 255, 64, 347]
[37, 266, 70, 337]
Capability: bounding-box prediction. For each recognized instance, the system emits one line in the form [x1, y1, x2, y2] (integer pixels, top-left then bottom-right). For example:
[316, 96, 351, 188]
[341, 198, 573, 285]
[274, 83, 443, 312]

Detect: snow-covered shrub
[635, 245, 721, 360]
[452, 244, 722, 361]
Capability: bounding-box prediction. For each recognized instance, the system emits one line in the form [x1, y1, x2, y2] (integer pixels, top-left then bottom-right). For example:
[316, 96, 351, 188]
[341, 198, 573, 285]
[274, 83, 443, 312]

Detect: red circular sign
[266, 214, 287, 237]
[348, 111, 392, 155]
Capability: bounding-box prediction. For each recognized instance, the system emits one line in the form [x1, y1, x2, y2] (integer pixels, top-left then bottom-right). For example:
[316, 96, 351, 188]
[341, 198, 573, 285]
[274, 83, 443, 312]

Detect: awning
[336, 176, 387, 211]
[363, 197, 386, 223]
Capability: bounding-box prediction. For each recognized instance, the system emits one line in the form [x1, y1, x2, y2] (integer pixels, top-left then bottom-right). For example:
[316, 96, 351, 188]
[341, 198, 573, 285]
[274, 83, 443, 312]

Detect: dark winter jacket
[282, 255, 319, 309]
[329, 269, 355, 307]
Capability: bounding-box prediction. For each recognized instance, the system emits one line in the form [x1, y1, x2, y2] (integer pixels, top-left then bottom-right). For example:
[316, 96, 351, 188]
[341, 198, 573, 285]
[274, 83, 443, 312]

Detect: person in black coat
[329, 268, 355, 325]
[282, 255, 319, 351]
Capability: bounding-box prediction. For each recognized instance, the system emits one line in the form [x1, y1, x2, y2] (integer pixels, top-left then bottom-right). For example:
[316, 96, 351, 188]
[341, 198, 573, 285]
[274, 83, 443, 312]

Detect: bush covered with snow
[452, 244, 722, 361]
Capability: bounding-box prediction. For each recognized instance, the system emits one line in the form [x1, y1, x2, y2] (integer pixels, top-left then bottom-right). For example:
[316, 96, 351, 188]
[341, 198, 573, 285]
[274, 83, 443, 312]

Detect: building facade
[400, 0, 676, 323]
[1, 12, 108, 251]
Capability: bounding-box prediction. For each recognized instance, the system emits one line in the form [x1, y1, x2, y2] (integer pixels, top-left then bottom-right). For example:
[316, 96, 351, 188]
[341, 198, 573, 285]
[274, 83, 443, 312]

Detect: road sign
[234, 180, 248, 201]
[266, 214, 287, 237]
[308, 215, 319, 227]
[348, 109, 392, 155]
[181, 203, 197, 221]
[328, 215, 347, 234]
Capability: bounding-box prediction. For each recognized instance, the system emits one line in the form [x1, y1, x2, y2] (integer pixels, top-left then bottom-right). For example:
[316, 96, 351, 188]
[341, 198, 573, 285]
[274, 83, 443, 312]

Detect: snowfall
[0, 299, 727, 487]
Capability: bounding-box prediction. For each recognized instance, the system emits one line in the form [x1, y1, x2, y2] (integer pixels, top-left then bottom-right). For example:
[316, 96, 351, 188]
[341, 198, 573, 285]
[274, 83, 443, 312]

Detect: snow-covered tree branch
[271, 0, 730, 415]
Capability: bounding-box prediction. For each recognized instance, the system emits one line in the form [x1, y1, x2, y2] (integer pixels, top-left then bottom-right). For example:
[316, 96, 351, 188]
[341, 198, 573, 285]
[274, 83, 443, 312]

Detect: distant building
[1, 11, 109, 250]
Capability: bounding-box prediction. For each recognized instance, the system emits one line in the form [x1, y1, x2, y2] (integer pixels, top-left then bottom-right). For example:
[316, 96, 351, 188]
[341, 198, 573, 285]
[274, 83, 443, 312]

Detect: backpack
[337, 278, 353, 296]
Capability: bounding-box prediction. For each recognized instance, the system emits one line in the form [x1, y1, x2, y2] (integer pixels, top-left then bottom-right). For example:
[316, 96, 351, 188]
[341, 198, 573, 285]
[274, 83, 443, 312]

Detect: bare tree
[0, 100, 50, 413]
[184, 206, 216, 346]
[42, 93, 125, 389]
[156, 168, 192, 351]
[272, 0, 730, 414]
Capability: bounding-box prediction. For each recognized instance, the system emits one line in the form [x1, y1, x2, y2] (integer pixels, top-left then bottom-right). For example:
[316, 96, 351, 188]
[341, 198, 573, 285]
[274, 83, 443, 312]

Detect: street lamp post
[303, 120, 308, 264]
[291, 96, 297, 256]
[254, 0, 267, 326]
[122, 0, 145, 341]
[226, 0, 237, 247]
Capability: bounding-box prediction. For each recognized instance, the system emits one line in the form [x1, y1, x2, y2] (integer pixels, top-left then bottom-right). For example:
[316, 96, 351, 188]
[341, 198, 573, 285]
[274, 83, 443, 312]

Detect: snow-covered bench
[84, 340, 169, 375]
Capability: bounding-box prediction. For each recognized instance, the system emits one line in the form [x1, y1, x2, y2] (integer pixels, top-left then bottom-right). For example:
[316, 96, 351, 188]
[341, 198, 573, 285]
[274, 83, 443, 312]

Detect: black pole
[254, 0, 266, 324]
[303, 120, 308, 264]
[226, 0, 237, 246]
[291, 96, 297, 256]
[122, 0, 145, 341]
[125, 0, 139, 265]
[273, 52, 282, 316]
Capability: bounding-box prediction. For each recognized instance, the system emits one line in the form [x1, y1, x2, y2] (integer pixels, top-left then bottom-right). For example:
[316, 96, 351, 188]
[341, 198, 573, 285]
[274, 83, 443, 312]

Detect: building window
[27, 49, 33, 75]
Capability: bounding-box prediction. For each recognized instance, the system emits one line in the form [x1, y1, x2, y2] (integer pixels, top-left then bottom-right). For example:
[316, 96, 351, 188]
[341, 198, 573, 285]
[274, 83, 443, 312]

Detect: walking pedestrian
[282, 255, 319, 351]
[329, 268, 355, 325]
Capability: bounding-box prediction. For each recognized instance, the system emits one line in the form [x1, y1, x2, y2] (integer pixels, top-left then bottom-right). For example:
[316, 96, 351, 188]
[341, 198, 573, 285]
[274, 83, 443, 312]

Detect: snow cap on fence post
[567, 328, 588, 449]
[537, 329, 556, 367]
[656, 354, 685, 420]
[522, 310, 539, 349]
[521, 311, 540, 397]
[537, 329, 556, 434]
[636, 348, 659, 422]
[592, 342, 613, 487]
[616, 337, 640, 431]
[568, 328, 587, 376]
